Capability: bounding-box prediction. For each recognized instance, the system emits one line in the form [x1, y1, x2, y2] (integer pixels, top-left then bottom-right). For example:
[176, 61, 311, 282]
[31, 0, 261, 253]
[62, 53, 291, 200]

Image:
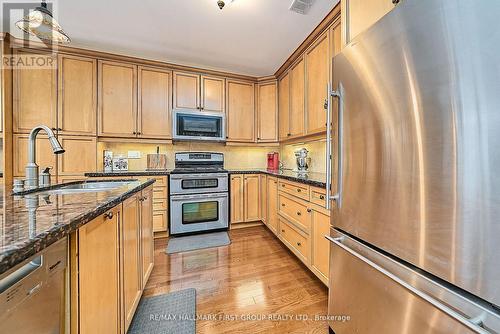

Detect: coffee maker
[294, 148, 310, 172]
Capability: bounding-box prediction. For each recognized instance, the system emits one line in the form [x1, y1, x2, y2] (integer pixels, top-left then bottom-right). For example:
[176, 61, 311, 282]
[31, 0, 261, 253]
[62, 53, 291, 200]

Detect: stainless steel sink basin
[37, 181, 132, 195]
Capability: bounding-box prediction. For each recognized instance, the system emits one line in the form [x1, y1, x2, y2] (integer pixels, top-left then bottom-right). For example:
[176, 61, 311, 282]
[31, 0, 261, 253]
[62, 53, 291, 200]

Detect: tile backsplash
[97, 141, 277, 171]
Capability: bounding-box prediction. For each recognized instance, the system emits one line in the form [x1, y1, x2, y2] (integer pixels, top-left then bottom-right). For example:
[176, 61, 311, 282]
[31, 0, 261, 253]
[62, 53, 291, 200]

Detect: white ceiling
[47, 0, 339, 76]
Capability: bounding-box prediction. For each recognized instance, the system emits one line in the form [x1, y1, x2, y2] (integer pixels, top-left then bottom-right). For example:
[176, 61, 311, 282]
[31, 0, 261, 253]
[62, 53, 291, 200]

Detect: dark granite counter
[85, 170, 172, 177]
[0, 179, 155, 276]
[228, 169, 327, 188]
[84, 169, 326, 188]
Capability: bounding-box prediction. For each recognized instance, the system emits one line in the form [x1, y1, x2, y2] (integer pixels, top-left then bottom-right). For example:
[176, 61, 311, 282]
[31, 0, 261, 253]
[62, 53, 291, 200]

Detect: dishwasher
[0, 238, 67, 334]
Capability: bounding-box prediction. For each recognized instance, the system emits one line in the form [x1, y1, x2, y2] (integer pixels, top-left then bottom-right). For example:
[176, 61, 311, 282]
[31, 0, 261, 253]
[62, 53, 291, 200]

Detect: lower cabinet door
[311, 209, 330, 284]
[230, 175, 244, 224]
[122, 195, 142, 331]
[78, 206, 121, 334]
[141, 187, 154, 288]
[266, 177, 279, 234]
[243, 174, 260, 222]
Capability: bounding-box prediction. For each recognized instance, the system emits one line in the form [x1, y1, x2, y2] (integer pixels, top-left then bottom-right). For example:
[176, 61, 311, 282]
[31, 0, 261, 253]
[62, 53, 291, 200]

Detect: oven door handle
[170, 173, 228, 180]
[171, 193, 228, 201]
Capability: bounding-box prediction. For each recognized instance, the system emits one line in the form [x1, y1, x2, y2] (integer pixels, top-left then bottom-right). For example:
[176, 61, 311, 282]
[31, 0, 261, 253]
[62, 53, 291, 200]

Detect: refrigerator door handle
[325, 234, 490, 333]
[327, 83, 343, 209]
[325, 83, 333, 210]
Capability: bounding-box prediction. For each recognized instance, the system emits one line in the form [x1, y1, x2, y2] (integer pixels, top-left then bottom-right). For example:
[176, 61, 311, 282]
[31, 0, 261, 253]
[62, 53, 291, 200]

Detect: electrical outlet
[127, 151, 141, 159]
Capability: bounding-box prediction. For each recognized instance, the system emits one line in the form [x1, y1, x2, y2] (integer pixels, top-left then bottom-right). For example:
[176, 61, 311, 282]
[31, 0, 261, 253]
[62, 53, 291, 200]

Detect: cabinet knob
[297, 189, 301, 193]
[281, 203, 285, 207]
[281, 229, 285, 233]
[307, 208, 312, 213]
[104, 211, 114, 220]
[392, 0, 400, 3]
[287, 133, 291, 137]
[133, 131, 137, 135]
[320, 195, 325, 200]
[281, 184, 285, 187]
[297, 211, 301, 216]
[297, 242, 302, 247]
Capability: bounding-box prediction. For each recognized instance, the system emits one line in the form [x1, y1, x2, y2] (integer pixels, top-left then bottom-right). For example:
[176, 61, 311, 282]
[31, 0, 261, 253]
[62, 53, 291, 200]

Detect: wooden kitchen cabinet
[122, 195, 142, 331]
[257, 81, 278, 143]
[244, 174, 260, 222]
[305, 31, 329, 135]
[57, 136, 97, 176]
[78, 206, 121, 334]
[173, 71, 200, 111]
[173, 72, 225, 113]
[98, 60, 137, 137]
[260, 175, 268, 224]
[278, 73, 290, 140]
[58, 54, 97, 136]
[13, 49, 57, 133]
[230, 174, 244, 224]
[342, 0, 396, 45]
[289, 57, 305, 138]
[226, 80, 255, 142]
[311, 207, 330, 284]
[141, 187, 154, 287]
[267, 177, 279, 235]
[138, 67, 172, 139]
[13, 134, 57, 177]
[201, 75, 225, 113]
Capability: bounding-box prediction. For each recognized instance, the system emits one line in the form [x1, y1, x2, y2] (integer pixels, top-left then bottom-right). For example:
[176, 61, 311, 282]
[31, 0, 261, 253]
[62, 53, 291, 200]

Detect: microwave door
[173, 110, 226, 141]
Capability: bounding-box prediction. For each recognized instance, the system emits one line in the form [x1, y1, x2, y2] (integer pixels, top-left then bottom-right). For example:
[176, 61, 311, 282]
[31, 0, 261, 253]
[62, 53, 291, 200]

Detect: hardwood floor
[144, 226, 329, 333]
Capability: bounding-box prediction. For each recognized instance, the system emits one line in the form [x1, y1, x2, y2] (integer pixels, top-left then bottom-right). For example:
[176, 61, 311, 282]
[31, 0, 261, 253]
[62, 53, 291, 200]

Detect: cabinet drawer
[278, 193, 311, 233]
[152, 187, 168, 200]
[278, 180, 309, 201]
[153, 198, 168, 211]
[279, 218, 309, 263]
[153, 211, 167, 232]
[310, 187, 327, 208]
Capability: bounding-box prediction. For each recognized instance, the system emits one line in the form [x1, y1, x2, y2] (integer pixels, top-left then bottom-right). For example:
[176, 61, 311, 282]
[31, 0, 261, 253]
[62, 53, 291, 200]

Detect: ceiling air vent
[289, 0, 315, 15]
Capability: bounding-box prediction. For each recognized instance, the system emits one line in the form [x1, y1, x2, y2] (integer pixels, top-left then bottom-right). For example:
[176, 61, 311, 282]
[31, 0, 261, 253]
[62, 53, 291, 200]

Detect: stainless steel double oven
[169, 153, 229, 235]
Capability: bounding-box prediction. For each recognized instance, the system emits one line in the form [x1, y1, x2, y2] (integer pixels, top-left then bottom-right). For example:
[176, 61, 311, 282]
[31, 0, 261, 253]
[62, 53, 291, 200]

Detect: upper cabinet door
[289, 57, 305, 138]
[138, 67, 172, 139]
[98, 61, 137, 137]
[201, 75, 225, 113]
[305, 32, 330, 135]
[278, 73, 290, 141]
[226, 80, 255, 142]
[342, 0, 396, 45]
[257, 81, 278, 143]
[58, 55, 97, 136]
[13, 50, 57, 133]
[173, 72, 200, 111]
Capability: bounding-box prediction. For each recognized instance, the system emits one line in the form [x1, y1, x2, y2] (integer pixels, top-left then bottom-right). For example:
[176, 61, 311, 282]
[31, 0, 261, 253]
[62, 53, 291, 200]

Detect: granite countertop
[0, 179, 155, 276]
[85, 169, 327, 188]
[228, 169, 327, 188]
[85, 170, 172, 177]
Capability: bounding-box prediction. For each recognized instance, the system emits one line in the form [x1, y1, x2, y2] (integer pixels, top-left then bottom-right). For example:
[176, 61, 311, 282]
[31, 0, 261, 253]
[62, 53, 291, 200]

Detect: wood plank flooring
[144, 226, 329, 333]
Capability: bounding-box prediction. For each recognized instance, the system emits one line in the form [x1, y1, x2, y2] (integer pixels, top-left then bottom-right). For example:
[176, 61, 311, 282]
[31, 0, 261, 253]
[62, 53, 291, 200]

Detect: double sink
[17, 181, 133, 196]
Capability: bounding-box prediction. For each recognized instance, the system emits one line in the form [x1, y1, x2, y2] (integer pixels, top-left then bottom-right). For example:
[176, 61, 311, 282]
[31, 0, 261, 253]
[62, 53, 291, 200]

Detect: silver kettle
[294, 148, 310, 172]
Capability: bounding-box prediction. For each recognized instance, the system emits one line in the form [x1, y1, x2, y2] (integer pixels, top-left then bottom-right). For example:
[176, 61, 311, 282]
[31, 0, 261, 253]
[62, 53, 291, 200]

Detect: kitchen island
[0, 179, 156, 334]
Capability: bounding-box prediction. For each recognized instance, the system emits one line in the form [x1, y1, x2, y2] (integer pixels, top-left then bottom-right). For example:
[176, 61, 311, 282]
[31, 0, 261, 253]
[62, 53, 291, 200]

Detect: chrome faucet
[25, 125, 65, 189]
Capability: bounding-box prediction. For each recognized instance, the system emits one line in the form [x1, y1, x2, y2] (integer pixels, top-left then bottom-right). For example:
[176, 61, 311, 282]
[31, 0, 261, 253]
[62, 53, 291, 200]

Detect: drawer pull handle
[297, 212, 301, 216]
[320, 195, 325, 200]
[281, 184, 285, 187]
[297, 189, 301, 193]
[104, 212, 114, 220]
[297, 242, 302, 247]
[281, 203, 286, 207]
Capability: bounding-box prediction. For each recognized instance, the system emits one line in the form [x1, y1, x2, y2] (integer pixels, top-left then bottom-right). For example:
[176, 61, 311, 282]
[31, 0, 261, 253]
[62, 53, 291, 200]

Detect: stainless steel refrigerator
[325, 0, 500, 332]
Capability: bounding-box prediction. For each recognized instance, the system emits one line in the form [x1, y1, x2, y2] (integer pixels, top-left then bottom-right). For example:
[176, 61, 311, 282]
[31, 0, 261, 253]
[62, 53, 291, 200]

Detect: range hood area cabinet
[98, 61, 172, 139]
[173, 71, 225, 113]
[226, 79, 255, 142]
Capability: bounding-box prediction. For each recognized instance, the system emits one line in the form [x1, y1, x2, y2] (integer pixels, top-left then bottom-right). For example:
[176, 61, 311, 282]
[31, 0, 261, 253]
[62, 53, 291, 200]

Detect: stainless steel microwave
[172, 110, 226, 142]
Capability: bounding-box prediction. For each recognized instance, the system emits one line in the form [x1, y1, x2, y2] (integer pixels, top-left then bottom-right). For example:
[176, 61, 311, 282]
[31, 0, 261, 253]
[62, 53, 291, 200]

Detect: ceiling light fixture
[15, 0, 71, 43]
[217, 0, 235, 10]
